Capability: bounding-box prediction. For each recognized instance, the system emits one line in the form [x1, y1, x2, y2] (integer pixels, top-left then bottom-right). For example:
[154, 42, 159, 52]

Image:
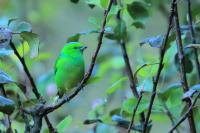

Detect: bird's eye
[74, 47, 78, 49]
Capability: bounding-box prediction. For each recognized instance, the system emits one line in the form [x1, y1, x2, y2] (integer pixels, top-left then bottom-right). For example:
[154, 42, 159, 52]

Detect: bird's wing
[54, 53, 73, 74]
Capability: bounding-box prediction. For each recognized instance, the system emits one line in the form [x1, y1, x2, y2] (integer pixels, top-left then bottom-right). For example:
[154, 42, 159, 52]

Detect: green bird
[54, 42, 87, 97]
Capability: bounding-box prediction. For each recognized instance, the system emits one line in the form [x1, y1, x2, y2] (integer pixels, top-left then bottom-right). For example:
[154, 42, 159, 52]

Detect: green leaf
[67, 30, 99, 43]
[86, 76, 101, 85]
[88, 99, 106, 120]
[0, 96, 15, 115]
[22, 99, 39, 107]
[191, 84, 200, 91]
[56, 115, 72, 133]
[192, 5, 200, 20]
[127, 1, 149, 21]
[106, 77, 127, 94]
[15, 41, 30, 57]
[20, 32, 40, 58]
[100, 0, 109, 9]
[33, 52, 52, 61]
[183, 89, 197, 100]
[70, 0, 79, 4]
[111, 115, 130, 128]
[101, 115, 114, 124]
[140, 35, 164, 48]
[122, 97, 149, 115]
[88, 4, 95, 9]
[8, 19, 32, 33]
[132, 21, 145, 29]
[66, 33, 81, 43]
[158, 83, 182, 101]
[105, 19, 127, 41]
[86, 0, 101, 8]
[137, 78, 153, 92]
[174, 53, 193, 73]
[111, 115, 145, 132]
[109, 5, 120, 16]
[8, 18, 18, 26]
[158, 83, 183, 113]
[109, 108, 121, 116]
[86, 0, 110, 9]
[113, 19, 127, 41]
[83, 119, 102, 125]
[166, 32, 176, 48]
[14, 110, 31, 123]
[0, 70, 14, 84]
[88, 17, 101, 28]
[182, 84, 200, 99]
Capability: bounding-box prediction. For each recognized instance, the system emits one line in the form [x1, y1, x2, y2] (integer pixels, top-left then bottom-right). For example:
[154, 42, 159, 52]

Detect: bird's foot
[63, 94, 70, 102]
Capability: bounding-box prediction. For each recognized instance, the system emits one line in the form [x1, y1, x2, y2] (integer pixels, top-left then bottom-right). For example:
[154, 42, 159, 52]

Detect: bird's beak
[80, 46, 87, 51]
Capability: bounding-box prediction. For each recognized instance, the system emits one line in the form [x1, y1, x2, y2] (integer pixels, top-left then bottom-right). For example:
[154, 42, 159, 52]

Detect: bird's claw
[63, 94, 69, 101]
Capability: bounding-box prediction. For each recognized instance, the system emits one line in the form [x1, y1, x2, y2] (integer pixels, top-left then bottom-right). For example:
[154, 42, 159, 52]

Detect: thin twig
[9, 42, 56, 132]
[127, 92, 143, 133]
[142, 1, 176, 132]
[0, 84, 12, 133]
[9, 42, 40, 98]
[186, 0, 200, 80]
[133, 63, 159, 80]
[42, 0, 114, 114]
[17, 94, 31, 132]
[84, 118, 142, 132]
[114, 1, 146, 126]
[120, 40, 147, 129]
[173, 1, 196, 133]
[119, 41, 139, 97]
[168, 91, 200, 133]
[163, 103, 180, 133]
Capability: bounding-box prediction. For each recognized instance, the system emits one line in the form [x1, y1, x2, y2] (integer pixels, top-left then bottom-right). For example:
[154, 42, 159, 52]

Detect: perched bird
[54, 42, 87, 97]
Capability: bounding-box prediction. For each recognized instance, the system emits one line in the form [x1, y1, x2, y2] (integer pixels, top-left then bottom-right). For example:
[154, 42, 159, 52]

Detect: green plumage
[54, 42, 86, 96]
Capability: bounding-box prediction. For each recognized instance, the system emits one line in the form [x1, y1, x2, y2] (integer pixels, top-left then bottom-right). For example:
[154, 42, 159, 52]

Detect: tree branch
[186, 0, 200, 80]
[168, 92, 200, 133]
[127, 92, 143, 133]
[83, 118, 143, 132]
[173, 1, 196, 132]
[17, 94, 31, 132]
[142, 0, 176, 132]
[9, 42, 56, 132]
[115, 8, 146, 126]
[163, 103, 180, 133]
[119, 41, 139, 98]
[9, 42, 40, 98]
[133, 63, 159, 80]
[0, 84, 12, 133]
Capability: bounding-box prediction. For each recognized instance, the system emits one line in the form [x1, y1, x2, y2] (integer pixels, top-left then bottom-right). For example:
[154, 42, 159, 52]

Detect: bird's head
[62, 42, 87, 53]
